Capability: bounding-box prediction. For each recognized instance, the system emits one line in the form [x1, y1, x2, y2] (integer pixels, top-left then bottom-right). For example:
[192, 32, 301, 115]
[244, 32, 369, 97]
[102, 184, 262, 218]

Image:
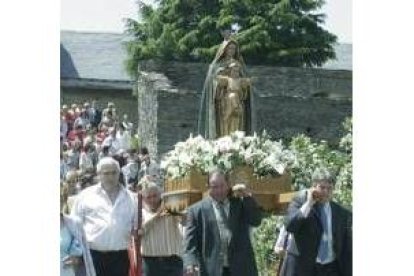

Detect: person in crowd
[95, 125, 108, 151]
[70, 103, 80, 119]
[183, 170, 262, 276]
[78, 173, 95, 191]
[83, 102, 93, 123]
[61, 185, 96, 276]
[98, 145, 110, 161]
[79, 141, 95, 174]
[102, 102, 117, 120]
[83, 136, 99, 167]
[67, 125, 86, 145]
[129, 129, 140, 152]
[105, 110, 116, 127]
[61, 152, 70, 181]
[138, 147, 160, 185]
[74, 110, 90, 130]
[71, 157, 138, 276]
[62, 104, 75, 132]
[121, 114, 133, 131]
[64, 171, 80, 211]
[274, 225, 289, 255]
[273, 224, 299, 276]
[90, 100, 102, 129]
[121, 150, 140, 191]
[61, 114, 69, 142]
[138, 181, 184, 276]
[102, 127, 121, 157]
[62, 142, 70, 156]
[117, 123, 131, 152]
[283, 168, 352, 276]
[67, 140, 82, 171]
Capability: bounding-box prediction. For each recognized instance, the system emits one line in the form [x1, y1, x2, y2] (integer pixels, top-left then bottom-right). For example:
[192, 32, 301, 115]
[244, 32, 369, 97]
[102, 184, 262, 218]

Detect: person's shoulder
[124, 188, 137, 198]
[78, 183, 100, 197]
[188, 198, 209, 213]
[331, 201, 352, 216]
[122, 187, 138, 202]
[228, 196, 242, 205]
[63, 213, 81, 225]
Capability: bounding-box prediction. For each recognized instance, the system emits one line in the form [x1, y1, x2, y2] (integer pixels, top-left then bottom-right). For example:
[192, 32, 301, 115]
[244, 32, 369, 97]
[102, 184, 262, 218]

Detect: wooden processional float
[163, 166, 296, 215]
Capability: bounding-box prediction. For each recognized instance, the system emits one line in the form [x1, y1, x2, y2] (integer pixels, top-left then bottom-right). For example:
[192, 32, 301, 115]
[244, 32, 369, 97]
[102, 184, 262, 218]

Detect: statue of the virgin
[197, 36, 256, 139]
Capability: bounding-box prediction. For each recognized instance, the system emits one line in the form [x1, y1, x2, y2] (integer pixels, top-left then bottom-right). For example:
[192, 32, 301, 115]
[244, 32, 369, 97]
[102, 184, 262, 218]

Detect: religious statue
[198, 37, 256, 139]
[215, 61, 251, 136]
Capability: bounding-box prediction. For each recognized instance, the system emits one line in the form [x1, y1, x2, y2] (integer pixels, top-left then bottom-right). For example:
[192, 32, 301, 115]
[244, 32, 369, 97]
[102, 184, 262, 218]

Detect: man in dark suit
[183, 170, 262, 276]
[283, 168, 352, 276]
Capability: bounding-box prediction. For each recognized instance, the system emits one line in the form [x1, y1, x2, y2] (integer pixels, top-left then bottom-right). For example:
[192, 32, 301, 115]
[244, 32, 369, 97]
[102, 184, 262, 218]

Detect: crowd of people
[60, 101, 352, 276]
[60, 100, 160, 192]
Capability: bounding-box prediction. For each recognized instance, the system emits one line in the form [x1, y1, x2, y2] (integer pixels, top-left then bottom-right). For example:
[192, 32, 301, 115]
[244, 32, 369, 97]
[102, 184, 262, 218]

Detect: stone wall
[60, 87, 138, 128]
[136, 73, 160, 157]
[136, 60, 352, 157]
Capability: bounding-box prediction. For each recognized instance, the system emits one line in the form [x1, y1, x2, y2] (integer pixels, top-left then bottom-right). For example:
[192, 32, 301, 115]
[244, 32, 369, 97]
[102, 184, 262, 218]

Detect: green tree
[124, 0, 337, 76]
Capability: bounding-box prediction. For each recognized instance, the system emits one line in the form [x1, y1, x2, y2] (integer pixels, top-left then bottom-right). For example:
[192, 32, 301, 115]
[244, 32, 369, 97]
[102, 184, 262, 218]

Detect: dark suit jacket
[183, 196, 262, 276]
[284, 190, 352, 276]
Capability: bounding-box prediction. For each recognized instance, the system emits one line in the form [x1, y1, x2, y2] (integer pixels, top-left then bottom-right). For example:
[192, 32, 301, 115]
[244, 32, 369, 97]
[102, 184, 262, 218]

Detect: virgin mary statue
[197, 38, 256, 139]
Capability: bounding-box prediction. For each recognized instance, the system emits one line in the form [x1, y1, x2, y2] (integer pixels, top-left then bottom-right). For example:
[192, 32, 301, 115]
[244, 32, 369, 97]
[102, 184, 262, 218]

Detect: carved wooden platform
[163, 166, 295, 214]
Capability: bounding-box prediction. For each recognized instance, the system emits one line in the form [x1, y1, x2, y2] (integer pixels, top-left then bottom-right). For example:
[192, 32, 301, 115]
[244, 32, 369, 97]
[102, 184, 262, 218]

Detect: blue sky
[61, 0, 352, 43]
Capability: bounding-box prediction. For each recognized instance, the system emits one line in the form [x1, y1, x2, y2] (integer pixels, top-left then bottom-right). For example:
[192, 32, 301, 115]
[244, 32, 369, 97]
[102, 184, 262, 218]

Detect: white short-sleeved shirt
[71, 183, 138, 251]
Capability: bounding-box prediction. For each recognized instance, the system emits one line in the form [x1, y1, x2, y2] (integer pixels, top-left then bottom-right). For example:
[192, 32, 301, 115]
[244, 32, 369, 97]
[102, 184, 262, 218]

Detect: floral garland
[160, 131, 296, 180]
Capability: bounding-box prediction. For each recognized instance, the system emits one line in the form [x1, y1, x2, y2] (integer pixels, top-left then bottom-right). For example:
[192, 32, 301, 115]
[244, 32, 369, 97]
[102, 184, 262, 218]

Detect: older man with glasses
[71, 157, 138, 276]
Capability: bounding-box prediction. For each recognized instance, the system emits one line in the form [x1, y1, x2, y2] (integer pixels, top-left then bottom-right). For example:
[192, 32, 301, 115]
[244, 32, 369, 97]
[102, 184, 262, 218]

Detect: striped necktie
[217, 201, 229, 227]
[317, 204, 329, 262]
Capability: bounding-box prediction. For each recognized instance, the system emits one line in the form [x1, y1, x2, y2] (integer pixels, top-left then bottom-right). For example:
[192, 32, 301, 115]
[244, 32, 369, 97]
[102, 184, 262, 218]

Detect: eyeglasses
[100, 171, 117, 176]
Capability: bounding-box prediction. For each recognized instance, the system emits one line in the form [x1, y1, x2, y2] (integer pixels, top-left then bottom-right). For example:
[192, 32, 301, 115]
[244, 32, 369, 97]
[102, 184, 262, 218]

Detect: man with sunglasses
[71, 157, 138, 276]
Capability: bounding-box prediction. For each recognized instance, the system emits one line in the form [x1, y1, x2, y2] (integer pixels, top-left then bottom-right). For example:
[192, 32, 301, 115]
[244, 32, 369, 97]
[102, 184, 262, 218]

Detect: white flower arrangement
[160, 131, 295, 180]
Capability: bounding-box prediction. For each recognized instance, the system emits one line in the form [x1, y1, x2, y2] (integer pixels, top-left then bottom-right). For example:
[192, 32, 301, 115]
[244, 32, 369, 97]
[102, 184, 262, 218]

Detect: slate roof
[60, 31, 132, 81]
[60, 31, 352, 82]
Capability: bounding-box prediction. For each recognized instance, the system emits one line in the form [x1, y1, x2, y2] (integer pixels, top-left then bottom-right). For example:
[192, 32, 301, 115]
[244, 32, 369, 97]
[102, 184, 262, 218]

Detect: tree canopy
[124, 0, 337, 76]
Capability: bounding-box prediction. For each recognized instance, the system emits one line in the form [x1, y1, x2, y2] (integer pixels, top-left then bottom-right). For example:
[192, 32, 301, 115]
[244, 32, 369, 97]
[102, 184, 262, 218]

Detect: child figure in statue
[215, 61, 251, 136]
[198, 36, 256, 139]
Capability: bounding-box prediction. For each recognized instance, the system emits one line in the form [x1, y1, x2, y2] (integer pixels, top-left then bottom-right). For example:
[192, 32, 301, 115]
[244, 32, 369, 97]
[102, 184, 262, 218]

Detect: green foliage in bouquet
[252, 214, 283, 275]
[288, 117, 352, 209]
[253, 117, 352, 273]
[160, 131, 295, 179]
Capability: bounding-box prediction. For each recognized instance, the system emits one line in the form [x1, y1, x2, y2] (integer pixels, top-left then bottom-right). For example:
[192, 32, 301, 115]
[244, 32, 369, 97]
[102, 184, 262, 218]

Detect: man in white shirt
[71, 157, 138, 276]
[102, 127, 121, 156]
[122, 152, 139, 190]
[283, 168, 352, 276]
[117, 123, 131, 152]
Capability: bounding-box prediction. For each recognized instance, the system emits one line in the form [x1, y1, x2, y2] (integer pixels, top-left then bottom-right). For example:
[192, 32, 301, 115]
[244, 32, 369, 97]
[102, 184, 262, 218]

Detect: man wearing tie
[283, 168, 352, 276]
[183, 170, 262, 276]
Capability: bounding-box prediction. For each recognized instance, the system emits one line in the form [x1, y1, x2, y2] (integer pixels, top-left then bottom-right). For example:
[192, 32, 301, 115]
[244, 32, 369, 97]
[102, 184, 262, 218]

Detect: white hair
[141, 181, 162, 197]
[96, 157, 120, 174]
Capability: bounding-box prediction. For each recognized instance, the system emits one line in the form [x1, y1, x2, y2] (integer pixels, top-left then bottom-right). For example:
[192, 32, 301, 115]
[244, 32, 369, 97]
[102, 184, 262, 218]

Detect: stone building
[60, 31, 137, 125]
[137, 60, 352, 157]
[60, 30, 352, 158]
